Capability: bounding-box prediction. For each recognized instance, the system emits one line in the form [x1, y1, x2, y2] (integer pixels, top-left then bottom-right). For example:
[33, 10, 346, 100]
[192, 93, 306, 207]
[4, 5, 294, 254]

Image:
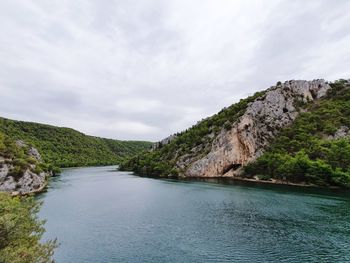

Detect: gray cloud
[0, 0, 349, 141]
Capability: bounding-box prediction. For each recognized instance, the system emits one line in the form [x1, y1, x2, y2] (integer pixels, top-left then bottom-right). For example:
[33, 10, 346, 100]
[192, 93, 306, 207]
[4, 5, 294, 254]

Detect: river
[38, 166, 350, 262]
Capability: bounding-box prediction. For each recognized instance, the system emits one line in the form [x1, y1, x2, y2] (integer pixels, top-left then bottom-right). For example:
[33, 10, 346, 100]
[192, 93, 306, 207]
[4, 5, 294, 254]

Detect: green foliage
[245, 80, 350, 187]
[245, 151, 335, 185]
[0, 192, 57, 263]
[122, 79, 350, 188]
[0, 132, 41, 179]
[120, 90, 267, 177]
[0, 118, 152, 168]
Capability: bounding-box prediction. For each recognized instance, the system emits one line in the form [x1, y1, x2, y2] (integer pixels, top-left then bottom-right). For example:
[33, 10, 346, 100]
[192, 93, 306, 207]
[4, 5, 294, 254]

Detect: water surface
[39, 166, 350, 262]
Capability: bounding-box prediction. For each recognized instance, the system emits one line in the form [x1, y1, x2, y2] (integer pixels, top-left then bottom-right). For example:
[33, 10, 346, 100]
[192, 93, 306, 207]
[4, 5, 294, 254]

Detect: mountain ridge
[0, 117, 152, 168]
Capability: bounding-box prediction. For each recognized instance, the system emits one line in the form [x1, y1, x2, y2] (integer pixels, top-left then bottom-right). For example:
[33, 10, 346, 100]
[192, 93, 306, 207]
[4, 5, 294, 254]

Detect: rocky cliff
[184, 80, 330, 177]
[0, 139, 49, 195]
[121, 79, 350, 188]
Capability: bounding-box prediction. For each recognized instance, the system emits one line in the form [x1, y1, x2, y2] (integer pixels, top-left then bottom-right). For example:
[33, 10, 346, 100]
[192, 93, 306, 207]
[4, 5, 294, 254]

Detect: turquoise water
[38, 166, 350, 263]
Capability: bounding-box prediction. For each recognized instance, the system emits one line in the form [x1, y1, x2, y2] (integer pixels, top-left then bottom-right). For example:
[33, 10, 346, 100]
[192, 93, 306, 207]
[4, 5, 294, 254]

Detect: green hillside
[0, 117, 152, 168]
[244, 80, 350, 187]
[120, 80, 350, 188]
[119, 90, 266, 176]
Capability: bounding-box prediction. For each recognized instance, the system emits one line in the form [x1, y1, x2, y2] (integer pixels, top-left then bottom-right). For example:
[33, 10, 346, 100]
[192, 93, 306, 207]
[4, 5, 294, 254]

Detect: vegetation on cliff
[0, 117, 152, 168]
[0, 132, 54, 179]
[0, 192, 57, 263]
[244, 80, 350, 187]
[120, 79, 350, 188]
[120, 90, 266, 176]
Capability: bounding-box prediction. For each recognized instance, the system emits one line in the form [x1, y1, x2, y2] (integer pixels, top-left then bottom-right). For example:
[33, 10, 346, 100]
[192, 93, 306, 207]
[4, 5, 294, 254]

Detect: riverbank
[229, 175, 344, 189]
[134, 171, 343, 190]
[184, 175, 343, 189]
[11, 181, 48, 196]
[231, 176, 318, 187]
[9, 165, 121, 197]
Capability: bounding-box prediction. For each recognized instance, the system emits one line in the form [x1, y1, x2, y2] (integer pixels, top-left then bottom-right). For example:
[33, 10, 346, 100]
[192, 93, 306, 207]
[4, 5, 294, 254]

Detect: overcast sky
[0, 0, 350, 141]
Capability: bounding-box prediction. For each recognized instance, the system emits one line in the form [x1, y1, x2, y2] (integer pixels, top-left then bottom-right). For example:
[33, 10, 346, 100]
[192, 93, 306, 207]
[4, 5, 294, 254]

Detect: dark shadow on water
[131, 172, 350, 201]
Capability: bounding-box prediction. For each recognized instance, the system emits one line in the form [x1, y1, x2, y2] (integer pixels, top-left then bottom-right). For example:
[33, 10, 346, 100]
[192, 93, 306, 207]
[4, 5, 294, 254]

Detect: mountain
[0, 117, 152, 168]
[120, 79, 350, 188]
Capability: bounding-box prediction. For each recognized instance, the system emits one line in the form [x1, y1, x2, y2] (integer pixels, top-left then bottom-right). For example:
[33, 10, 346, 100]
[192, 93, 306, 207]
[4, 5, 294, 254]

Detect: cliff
[184, 80, 330, 177]
[121, 79, 350, 188]
[0, 135, 50, 195]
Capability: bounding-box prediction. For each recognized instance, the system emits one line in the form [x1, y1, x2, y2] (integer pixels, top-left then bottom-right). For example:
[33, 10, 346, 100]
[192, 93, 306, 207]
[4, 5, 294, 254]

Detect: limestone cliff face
[0, 141, 48, 195]
[178, 80, 331, 177]
[152, 134, 177, 150]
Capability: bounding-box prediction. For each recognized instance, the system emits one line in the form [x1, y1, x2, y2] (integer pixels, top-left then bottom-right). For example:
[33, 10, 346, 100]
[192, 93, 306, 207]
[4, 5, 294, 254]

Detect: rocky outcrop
[16, 140, 42, 161]
[152, 134, 177, 150]
[179, 80, 331, 177]
[327, 126, 350, 140]
[0, 142, 48, 195]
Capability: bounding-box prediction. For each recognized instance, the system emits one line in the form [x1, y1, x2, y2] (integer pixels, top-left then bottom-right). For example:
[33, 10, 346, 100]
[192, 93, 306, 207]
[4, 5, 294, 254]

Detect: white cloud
[0, 0, 349, 141]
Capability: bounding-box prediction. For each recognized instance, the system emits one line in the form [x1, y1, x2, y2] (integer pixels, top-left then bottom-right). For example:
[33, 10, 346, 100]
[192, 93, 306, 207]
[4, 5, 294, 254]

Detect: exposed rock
[0, 163, 10, 181]
[152, 134, 177, 150]
[0, 176, 17, 193]
[0, 143, 48, 195]
[16, 140, 42, 161]
[15, 140, 27, 148]
[28, 146, 42, 161]
[17, 169, 46, 194]
[0, 164, 47, 195]
[327, 126, 350, 140]
[180, 80, 331, 177]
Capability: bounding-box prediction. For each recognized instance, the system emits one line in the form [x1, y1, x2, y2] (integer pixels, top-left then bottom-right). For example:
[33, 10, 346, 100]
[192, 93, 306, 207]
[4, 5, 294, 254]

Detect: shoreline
[11, 181, 48, 197]
[129, 171, 342, 190]
[7, 165, 120, 197]
[181, 175, 342, 189]
[60, 163, 119, 171]
[230, 176, 318, 187]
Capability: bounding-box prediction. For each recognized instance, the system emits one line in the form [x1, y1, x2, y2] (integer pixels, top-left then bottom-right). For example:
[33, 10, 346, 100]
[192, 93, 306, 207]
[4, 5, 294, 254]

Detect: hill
[120, 79, 350, 188]
[0, 117, 152, 168]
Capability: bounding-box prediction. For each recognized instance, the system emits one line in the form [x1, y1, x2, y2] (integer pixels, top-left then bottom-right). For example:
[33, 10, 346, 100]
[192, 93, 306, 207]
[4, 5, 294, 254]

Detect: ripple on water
[38, 166, 350, 263]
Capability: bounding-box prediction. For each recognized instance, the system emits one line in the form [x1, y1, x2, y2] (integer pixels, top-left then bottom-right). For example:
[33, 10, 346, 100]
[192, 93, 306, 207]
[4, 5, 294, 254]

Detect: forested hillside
[0, 117, 152, 168]
[120, 90, 266, 176]
[244, 80, 350, 187]
[120, 79, 350, 188]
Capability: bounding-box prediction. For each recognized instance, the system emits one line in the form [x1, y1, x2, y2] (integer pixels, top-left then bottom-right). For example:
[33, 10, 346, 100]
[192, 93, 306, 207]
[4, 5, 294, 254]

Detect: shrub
[0, 193, 58, 262]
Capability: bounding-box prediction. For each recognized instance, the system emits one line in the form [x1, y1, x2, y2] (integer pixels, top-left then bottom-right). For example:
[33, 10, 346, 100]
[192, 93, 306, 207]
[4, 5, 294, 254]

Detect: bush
[0, 193, 58, 262]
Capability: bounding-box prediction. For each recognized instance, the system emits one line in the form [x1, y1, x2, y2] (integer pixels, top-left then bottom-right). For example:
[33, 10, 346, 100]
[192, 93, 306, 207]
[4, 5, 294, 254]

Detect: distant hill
[120, 79, 350, 188]
[0, 117, 152, 168]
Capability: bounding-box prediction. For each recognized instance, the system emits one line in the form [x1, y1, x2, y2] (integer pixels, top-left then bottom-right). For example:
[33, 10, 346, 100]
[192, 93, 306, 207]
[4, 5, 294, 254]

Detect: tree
[0, 193, 57, 263]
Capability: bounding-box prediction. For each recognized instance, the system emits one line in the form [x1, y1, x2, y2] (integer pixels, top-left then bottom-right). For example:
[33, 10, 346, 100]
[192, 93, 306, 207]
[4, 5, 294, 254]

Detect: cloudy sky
[0, 0, 349, 141]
